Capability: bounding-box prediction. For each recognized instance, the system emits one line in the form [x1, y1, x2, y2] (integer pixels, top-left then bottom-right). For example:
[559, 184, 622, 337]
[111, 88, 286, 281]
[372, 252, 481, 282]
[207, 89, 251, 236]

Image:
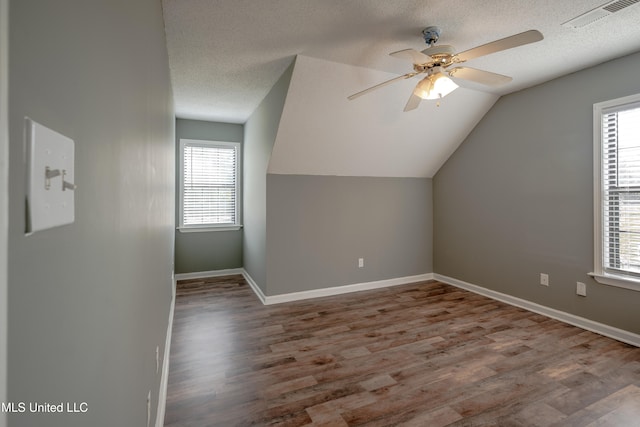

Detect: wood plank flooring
[163, 275, 640, 426]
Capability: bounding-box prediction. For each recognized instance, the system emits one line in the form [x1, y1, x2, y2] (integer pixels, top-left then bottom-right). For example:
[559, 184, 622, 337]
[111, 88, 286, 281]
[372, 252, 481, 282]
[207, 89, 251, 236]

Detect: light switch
[25, 118, 75, 234]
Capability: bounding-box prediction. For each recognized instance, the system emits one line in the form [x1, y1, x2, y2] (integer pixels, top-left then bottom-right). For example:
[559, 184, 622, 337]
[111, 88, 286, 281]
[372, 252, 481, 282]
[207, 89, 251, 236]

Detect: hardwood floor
[163, 275, 640, 426]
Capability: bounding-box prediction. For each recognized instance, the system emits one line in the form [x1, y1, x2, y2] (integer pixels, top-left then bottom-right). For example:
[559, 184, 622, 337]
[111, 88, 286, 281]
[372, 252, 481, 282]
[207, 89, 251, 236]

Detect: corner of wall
[242, 58, 296, 294]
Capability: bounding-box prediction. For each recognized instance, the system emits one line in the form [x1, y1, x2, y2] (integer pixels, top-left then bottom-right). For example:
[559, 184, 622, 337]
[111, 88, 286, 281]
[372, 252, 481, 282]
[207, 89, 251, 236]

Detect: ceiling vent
[562, 0, 640, 28]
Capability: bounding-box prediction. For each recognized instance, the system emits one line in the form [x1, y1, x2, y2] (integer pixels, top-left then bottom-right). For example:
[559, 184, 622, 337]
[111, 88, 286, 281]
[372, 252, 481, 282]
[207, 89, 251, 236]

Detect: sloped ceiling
[162, 0, 640, 177]
[269, 55, 498, 177]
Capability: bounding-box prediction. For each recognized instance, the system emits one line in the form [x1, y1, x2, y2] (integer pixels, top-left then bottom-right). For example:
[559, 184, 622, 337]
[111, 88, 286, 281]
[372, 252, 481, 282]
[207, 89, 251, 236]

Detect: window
[592, 93, 640, 291]
[179, 139, 241, 231]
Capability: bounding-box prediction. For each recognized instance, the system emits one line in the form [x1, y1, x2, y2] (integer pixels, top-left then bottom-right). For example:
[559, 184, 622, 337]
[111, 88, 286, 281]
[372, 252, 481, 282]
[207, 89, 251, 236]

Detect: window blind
[182, 142, 238, 227]
[602, 103, 640, 276]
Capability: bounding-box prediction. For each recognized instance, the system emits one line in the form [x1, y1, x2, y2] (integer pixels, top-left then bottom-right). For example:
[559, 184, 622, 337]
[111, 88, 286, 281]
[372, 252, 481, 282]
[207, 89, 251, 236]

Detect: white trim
[177, 225, 242, 233]
[435, 273, 640, 348]
[175, 269, 640, 347]
[178, 138, 242, 229]
[245, 273, 435, 305]
[174, 268, 244, 281]
[589, 272, 640, 292]
[593, 93, 640, 292]
[155, 273, 176, 427]
[241, 270, 267, 305]
[593, 98, 604, 282]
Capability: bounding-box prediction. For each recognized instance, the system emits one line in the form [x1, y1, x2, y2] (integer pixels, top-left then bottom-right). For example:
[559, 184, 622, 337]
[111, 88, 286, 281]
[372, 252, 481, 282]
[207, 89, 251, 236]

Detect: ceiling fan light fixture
[414, 71, 458, 100]
[426, 73, 458, 99]
[413, 76, 434, 99]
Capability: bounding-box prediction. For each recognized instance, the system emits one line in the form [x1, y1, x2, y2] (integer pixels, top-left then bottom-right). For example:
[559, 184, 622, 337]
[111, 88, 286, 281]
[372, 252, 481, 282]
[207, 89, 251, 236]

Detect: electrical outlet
[358, 258, 364, 268]
[540, 273, 549, 286]
[155, 346, 160, 374]
[577, 282, 587, 296]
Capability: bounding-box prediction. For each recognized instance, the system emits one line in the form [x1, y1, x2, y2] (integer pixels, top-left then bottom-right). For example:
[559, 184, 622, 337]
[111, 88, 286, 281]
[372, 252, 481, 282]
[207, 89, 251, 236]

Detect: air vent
[603, 0, 640, 12]
[562, 0, 640, 28]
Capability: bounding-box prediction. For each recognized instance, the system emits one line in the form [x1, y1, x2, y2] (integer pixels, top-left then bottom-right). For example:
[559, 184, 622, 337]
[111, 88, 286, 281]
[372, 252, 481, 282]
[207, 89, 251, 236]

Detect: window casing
[592, 93, 640, 291]
[178, 139, 241, 232]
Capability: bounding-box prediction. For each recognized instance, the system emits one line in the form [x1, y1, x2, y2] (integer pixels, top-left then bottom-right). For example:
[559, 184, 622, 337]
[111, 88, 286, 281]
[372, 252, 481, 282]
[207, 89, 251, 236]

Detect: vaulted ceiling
[162, 0, 640, 177]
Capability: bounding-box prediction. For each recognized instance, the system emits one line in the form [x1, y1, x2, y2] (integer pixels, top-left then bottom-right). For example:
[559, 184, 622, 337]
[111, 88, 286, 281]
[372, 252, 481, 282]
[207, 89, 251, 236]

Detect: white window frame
[178, 139, 242, 232]
[591, 93, 640, 292]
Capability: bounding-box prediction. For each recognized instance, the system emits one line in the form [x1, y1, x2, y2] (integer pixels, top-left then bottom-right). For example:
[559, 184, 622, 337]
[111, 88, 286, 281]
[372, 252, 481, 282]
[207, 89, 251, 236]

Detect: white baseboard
[173, 268, 266, 302]
[242, 271, 434, 305]
[241, 269, 267, 305]
[172, 268, 640, 347]
[174, 268, 244, 281]
[434, 273, 640, 348]
[155, 273, 176, 427]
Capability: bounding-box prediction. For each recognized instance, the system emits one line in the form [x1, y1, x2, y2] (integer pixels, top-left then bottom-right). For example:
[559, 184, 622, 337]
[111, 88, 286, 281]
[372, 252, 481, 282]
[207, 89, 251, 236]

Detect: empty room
[3, 1, 640, 426]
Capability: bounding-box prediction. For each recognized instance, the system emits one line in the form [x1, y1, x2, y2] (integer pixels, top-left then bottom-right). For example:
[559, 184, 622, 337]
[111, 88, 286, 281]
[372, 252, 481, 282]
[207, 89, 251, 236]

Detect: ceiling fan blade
[455, 30, 543, 62]
[404, 93, 422, 112]
[448, 67, 512, 87]
[390, 49, 432, 65]
[347, 72, 417, 100]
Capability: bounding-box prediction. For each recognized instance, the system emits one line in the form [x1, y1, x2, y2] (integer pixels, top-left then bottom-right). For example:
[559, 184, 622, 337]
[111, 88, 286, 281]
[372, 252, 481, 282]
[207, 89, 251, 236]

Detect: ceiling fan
[347, 26, 543, 111]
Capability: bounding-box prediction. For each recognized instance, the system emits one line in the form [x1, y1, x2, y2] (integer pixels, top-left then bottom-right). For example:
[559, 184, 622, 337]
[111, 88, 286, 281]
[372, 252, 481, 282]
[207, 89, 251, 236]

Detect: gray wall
[8, 1, 174, 426]
[434, 51, 640, 334]
[266, 175, 433, 295]
[243, 61, 295, 292]
[0, 0, 7, 424]
[174, 119, 243, 274]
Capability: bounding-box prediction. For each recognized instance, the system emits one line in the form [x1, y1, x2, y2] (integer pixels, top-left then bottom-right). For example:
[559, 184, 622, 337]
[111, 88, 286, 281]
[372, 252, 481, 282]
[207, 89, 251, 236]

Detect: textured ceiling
[163, 0, 640, 124]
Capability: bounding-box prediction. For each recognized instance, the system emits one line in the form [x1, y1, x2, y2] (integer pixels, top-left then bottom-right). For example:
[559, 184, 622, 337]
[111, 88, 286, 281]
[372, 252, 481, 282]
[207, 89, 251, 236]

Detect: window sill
[588, 272, 640, 292]
[177, 225, 243, 233]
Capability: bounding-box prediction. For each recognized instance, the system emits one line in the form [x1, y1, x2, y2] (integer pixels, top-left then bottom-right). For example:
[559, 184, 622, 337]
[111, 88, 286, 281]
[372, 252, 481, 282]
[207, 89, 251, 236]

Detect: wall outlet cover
[577, 282, 587, 297]
[540, 273, 549, 286]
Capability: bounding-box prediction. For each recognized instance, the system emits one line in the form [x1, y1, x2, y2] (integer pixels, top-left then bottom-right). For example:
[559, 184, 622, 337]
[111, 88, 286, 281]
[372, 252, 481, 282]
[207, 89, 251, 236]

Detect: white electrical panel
[25, 118, 76, 234]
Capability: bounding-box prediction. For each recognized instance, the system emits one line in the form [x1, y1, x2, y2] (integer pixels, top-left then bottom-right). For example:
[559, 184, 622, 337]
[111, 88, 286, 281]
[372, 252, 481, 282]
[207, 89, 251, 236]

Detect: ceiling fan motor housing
[421, 44, 456, 64]
[422, 26, 441, 46]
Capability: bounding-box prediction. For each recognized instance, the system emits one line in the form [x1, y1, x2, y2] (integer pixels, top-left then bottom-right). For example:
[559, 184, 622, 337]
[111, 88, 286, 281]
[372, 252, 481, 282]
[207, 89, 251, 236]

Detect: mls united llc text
[1, 401, 88, 413]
